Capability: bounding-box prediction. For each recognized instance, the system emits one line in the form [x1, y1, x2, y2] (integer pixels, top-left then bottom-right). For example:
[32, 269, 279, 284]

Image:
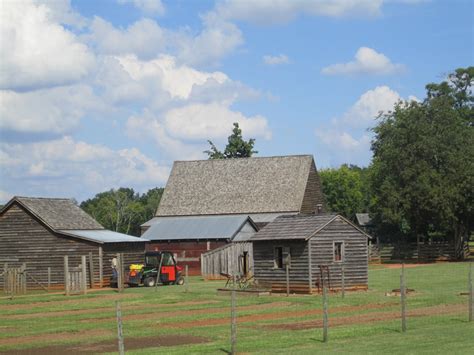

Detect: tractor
[125, 251, 185, 287]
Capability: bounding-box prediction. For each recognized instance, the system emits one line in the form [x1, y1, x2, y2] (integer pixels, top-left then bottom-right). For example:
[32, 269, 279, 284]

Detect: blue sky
[0, 0, 472, 202]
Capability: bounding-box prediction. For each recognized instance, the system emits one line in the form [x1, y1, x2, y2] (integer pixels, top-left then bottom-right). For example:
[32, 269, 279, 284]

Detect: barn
[251, 214, 369, 294]
[0, 196, 147, 289]
[141, 155, 326, 275]
[142, 215, 257, 276]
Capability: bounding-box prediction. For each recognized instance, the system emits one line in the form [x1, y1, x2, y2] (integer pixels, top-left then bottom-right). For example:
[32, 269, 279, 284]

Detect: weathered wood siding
[146, 240, 227, 276]
[253, 240, 310, 293]
[201, 242, 253, 279]
[0, 203, 145, 289]
[300, 159, 325, 214]
[309, 216, 368, 290]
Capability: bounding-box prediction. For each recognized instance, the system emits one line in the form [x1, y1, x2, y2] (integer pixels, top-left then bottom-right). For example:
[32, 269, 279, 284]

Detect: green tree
[205, 122, 258, 159]
[370, 67, 473, 255]
[320, 164, 370, 220]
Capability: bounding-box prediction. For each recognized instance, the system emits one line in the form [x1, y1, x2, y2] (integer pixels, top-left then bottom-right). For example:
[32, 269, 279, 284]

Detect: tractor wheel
[176, 276, 185, 286]
[143, 276, 156, 287]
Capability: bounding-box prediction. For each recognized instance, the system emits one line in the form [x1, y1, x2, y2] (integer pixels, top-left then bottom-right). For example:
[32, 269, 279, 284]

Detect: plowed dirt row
[0, 329, 112, 347]
[263, 303, 466, 330]
[80, 301, 294, 323]
[2, 300, 218, 320]
[162, 302, 399, 329]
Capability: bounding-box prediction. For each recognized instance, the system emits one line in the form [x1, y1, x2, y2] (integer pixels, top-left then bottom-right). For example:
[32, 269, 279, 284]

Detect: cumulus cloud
[322, 47, 405, 76]
[263, 54, 290, 65]
[117, 0, 165, 15]
[0, 0, 95, 91]
[0, 137, 170, 199]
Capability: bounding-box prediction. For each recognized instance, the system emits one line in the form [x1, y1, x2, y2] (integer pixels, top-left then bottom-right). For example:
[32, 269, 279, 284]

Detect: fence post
[64, 256, 70, 296]
[21, 263, 27, 294]
[89, 252, 95, 289]
[322, 283, 329, 343]
[286, 263, 290, 297]
[81, 255, 87, 295]
[185, 265, 189, 293]
[47, 267, 51, 291]
[469, 262, 473, 322]
[3, 263, 7, 295]
[117, 253, 124, 293]
[341, 263, 345, 299]
[115, 301, 125, 355]
[400, 263, 407, 332]
[99, 247, 103, 288]
[230, 275, 237, 355]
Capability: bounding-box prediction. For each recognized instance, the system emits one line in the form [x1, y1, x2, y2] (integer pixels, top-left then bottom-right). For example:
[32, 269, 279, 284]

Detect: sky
[0, 0, 473, 203]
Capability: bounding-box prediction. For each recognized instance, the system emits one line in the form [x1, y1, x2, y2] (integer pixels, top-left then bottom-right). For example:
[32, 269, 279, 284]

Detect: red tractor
[126, 251, 185, 287]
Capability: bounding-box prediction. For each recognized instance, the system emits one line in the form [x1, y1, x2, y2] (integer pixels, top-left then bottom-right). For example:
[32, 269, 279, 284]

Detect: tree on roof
[204, 122, 258, 159]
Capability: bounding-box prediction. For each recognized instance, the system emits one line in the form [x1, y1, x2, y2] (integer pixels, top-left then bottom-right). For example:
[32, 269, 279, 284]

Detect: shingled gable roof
[156, 155, 324, 217]
[251, 214, 371, 241]
[2, 196, 104, 231]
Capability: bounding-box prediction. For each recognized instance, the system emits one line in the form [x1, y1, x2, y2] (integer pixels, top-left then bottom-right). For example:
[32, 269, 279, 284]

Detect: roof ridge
[172, 154, 313, 163]
[15, 196, 73, 201]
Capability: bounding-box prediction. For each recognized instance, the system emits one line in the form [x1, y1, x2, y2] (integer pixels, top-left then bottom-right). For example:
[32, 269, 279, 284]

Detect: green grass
[0, 262, 473, 354]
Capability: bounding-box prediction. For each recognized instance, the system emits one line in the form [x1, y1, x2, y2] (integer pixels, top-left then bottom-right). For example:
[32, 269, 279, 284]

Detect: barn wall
[201, 242, 253, 279]
[309, 217, 368, 291]
[253, 240, 310, 293]
[300, 159, 325, 214]
[146, 240, 228, 276]
[0, 203, 145, 289]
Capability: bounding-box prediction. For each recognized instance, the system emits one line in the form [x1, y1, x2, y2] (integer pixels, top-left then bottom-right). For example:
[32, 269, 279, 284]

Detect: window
[334, 242, 344, 262]
[274, 247, 283, 269]
[161, 253, 175, 266]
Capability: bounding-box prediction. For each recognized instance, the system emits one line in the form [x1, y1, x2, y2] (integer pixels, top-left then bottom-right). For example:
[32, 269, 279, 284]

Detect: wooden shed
[0, 196, 147, 289]
[251, 214, 369, 294]
[142, 215, 257, 276]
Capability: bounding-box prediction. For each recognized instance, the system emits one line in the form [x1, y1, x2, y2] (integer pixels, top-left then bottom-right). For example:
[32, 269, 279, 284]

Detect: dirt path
[2, 300, 219, 320]
[263, 303, 466, 330]
[0, 335, 208, 354]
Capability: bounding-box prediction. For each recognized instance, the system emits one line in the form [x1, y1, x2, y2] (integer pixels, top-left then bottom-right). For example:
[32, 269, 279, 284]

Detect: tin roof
[59, 230, 149, 244]
[142, 215, 257, 241]
[355, 213, 372, 226]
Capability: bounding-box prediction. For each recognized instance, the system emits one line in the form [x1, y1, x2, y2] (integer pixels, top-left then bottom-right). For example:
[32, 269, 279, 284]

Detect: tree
[80, 187, 164, 236]
[205, 122, 258, 159]
[369, 67, 473, 255]
[320, 165, 371, 221]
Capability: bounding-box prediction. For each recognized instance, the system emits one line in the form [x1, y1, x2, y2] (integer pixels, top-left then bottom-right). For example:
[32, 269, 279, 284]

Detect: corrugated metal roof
[355, 213, 372, 226]
[59, 230, 149, 244]
[141, 215, 255, 241]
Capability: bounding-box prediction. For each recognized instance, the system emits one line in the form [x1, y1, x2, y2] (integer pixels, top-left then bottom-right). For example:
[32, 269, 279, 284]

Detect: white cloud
[163, 103, 272, 141]
[322, 47, 405, 76]
[263, 54, 290, 65]
[0, 190, 13, 204]
[0, 0, 95, 91]
[213, 0, 384, 25]
[117, 0, 165, 16]
[0, 137, 170, 198]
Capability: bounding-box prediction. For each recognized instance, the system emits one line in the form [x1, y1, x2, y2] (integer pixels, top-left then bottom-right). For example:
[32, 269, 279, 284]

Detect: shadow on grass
[219, 348, 231, 354]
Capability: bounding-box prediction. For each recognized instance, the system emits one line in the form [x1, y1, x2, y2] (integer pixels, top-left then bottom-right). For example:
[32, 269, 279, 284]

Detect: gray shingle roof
[14, 197, 104, 230]
[156, 155, 315, 216]
[251, 214, 337, 241]
[142, 215, 256, 241]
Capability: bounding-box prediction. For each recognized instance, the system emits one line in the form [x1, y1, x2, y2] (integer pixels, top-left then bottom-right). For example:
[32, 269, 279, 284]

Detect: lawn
[0, 262, 473, 354]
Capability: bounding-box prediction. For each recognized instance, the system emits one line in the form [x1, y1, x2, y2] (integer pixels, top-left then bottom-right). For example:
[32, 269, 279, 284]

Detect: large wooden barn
[141, 155, 326, 275]
[251, 214, 369, 294]
[0, 196, 147, 289]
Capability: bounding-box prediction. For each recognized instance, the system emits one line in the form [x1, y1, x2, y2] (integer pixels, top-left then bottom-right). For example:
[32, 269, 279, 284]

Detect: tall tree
[205, 122, 258, 159]
[370, 67, 473, 255]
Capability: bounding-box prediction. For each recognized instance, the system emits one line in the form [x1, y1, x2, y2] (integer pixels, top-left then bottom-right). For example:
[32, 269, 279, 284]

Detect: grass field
[1, 262, 473, 354]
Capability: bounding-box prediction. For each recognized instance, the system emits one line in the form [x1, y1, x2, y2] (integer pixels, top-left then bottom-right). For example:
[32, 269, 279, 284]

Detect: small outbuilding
[142, 215, 257, 275]
[251, 214, 369, 294]
[0, 196, 147, 289]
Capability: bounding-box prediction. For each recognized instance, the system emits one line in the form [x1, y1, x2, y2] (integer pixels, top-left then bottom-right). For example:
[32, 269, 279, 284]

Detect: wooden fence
[201, 242, 253, 280]
[3, 264, 27, 296]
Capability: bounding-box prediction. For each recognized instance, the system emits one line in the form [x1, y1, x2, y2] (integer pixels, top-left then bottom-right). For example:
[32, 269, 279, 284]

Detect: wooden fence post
[230, 275, 237, 355]
[286, 263, 290, 297]
[47, 267, 51, 291]
[341, 263, 345, 299]
[3, 263, 7, 295]
[400, 263, 407, 332]
[64, 256, 70, 296]
[21, 263, 27, 294]
[185, 265, 189, 293]
[89, 252, 95, 289]
[116, 253, 124, 293]
[115, 301, 125, 355]
[322, 283, 329, 343]
[99, 247, 103, 288]
[469, 262, 473, 322]
[81, 255, 87, 295]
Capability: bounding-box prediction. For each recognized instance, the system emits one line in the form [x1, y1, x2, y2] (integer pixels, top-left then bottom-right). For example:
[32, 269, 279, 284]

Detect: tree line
[81, 67, 473, 247]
